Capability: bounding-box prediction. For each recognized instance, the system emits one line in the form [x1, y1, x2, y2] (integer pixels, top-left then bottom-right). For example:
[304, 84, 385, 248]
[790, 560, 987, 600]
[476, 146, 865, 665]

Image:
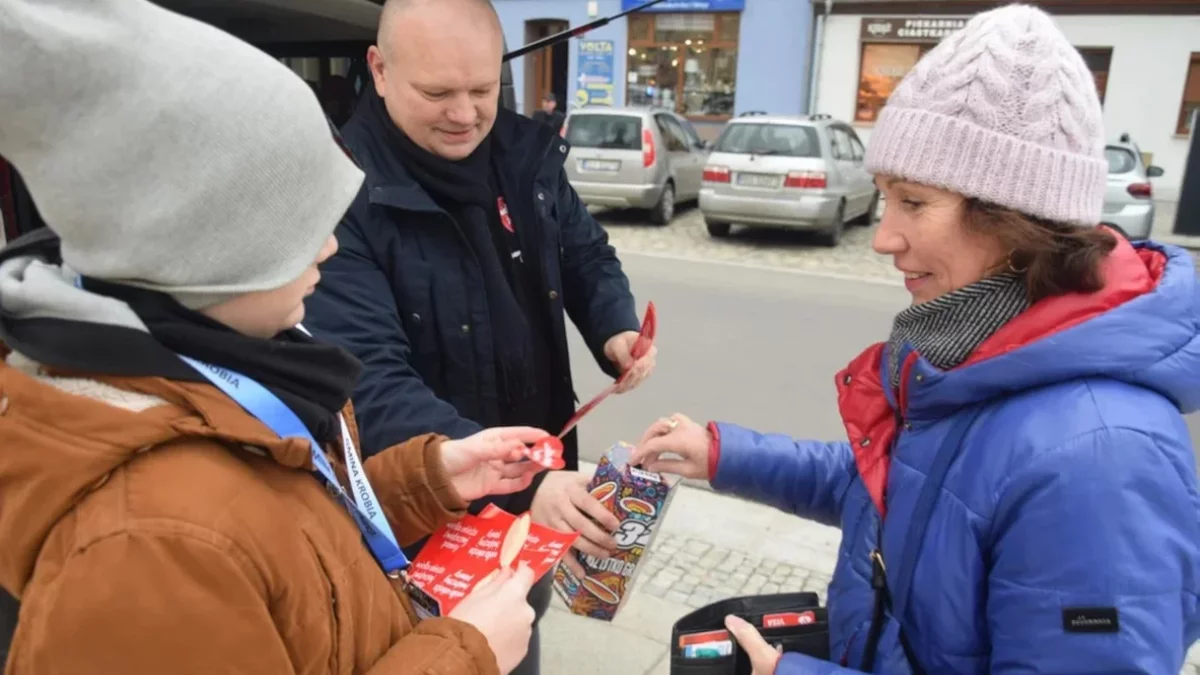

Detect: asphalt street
[564, 251, 1200, 473]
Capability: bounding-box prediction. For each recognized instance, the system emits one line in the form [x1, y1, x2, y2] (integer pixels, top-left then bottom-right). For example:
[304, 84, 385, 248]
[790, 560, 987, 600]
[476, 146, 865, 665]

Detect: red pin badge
[521, 435, 566, 470]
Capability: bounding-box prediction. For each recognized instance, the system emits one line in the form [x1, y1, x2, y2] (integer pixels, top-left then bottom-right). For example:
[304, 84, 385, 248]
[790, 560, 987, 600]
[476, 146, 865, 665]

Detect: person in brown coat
[0, 0, 548, 673]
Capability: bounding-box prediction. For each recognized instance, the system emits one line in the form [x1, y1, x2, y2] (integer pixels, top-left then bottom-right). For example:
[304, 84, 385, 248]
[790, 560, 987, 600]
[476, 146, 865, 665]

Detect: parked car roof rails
[808, 113, 833, 121]
[738, 111, 769, 117]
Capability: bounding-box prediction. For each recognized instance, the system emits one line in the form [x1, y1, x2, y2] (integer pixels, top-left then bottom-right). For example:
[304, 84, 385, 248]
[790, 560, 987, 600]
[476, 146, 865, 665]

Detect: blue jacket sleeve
[303, 209, 483, 458]
[983, 426, 1200, 674]
[710, 423, 856, 528]
[554, 169, 640, 379]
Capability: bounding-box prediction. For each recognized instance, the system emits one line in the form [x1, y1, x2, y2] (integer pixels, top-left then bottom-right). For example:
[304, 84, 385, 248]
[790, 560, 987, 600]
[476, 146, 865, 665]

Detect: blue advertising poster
[621, 0, 744, 11]
[576, 39, 616, 107]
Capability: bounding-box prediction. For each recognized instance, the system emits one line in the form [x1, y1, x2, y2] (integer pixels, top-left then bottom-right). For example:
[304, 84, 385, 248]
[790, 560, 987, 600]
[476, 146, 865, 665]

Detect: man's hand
[530, 471, 621, 579]
[439, 427, 550, 502]
[604, 330, 657, 394]
[725, 615, 783, 675]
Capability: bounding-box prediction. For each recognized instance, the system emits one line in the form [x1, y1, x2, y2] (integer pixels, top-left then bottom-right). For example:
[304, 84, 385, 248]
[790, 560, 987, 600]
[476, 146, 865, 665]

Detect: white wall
[813, 13, 1200, 201]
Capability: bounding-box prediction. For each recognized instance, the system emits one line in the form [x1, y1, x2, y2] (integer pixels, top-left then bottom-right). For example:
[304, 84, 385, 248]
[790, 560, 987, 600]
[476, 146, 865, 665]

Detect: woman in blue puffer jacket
[632, 4, 1200, 674]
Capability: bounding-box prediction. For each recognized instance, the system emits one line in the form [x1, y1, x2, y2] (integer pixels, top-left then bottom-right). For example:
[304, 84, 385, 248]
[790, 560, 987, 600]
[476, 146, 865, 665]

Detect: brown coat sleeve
[363, 433, 469, 548]
[367, 618, 501, 675]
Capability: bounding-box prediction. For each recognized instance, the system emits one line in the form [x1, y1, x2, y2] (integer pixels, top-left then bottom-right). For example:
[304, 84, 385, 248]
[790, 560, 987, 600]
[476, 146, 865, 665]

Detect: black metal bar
[1172, 110, 1200, 236]
[502, 0, 670, 62]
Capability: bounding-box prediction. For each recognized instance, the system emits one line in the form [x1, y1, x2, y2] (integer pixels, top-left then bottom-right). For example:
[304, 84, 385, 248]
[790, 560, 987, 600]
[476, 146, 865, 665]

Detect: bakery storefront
[852, 16, 1113, 124]
[810, 2, 1200, 202]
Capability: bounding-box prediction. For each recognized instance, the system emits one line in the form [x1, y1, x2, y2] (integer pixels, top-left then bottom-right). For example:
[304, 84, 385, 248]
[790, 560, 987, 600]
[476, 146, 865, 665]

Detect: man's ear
[366, 45, 388, 97]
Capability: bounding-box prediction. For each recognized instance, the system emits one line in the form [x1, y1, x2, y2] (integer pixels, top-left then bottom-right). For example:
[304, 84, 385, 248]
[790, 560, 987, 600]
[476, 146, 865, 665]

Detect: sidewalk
[540, 461, 838, 675]
[542, 463, 1200, 675]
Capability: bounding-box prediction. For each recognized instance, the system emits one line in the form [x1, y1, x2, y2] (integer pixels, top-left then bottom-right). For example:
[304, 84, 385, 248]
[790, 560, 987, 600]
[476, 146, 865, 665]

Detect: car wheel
[854, 191, 880, 226]
[818, 201, 846, 247]
[650, 181, 675, 225]
[706, 221, 731, 238]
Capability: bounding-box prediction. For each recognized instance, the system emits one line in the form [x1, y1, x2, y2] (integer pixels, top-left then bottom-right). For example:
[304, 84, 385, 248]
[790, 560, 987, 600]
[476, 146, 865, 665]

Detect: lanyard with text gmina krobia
[177, 354, 410, 577]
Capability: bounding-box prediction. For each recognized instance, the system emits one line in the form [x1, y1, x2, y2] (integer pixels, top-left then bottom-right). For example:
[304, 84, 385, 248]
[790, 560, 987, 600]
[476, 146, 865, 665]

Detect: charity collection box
[552, 442, 677, 621]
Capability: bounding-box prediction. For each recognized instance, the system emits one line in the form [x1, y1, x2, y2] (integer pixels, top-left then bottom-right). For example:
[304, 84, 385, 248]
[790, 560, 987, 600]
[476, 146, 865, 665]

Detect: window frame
[1177, 52, 1200, 137]
[1075, 46, 1113, 106]
[854, 41, 933, 125]
[627, 12, 741, 122]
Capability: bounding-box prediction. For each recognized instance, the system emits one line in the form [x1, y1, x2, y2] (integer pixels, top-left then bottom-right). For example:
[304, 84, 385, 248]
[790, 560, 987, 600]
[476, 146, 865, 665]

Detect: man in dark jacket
[303, 1, 656, 673]
[531, 93, 565, 136]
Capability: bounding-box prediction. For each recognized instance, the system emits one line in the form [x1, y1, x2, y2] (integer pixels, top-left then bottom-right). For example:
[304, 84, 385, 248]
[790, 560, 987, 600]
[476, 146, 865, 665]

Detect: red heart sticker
[523, 436, 565, 470]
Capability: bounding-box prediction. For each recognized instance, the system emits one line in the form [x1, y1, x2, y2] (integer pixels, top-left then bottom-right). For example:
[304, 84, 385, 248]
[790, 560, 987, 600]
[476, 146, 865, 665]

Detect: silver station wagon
[563, 107, 710, 225]
[1101, 134, 1163, 240]
[699, 114, 878, 246]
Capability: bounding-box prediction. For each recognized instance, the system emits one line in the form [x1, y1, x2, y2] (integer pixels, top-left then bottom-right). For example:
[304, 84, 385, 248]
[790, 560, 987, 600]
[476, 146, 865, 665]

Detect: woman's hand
[630, 413, 713, 480]
[725, 615, 783, 675]
[440, 427, 550, 502]
[448, 564, 537, 675]
[530, 471, 621, 579]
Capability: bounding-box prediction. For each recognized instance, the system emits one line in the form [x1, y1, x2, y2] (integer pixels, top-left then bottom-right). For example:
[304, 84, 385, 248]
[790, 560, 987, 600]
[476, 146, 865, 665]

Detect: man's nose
[871, 205, 906, 256]
[445, 94, 476, 126]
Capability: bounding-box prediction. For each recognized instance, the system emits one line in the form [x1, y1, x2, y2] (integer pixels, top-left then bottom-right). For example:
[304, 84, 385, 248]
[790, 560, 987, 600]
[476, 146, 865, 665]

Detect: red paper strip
[555, 302, 657, 439]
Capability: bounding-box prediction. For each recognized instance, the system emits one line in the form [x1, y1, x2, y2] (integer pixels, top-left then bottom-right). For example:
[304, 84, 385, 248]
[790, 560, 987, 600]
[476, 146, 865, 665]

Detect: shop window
[1178, 53, 1200, 136]
[855, 43, 933, 124]
[627, 12, 739, 120]
[1076, 47, 1112, 105]
[855, 42, 1113, 124]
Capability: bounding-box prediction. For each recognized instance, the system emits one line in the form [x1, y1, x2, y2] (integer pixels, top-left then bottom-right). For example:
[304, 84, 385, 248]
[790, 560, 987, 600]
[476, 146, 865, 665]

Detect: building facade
[809, 0, 1200, 202]
[493, 0, 814, 136]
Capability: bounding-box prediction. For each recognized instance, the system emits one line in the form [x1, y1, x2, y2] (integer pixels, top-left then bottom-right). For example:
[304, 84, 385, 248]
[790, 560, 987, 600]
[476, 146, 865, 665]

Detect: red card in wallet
[762, 611, 817, 628]
[407, 508, 578, 618]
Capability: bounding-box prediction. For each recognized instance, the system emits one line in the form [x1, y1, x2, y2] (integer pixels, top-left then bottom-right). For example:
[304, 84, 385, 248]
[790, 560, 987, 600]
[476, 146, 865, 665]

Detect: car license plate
[736, 172, 779, 188]
[581, 159, 620, 172]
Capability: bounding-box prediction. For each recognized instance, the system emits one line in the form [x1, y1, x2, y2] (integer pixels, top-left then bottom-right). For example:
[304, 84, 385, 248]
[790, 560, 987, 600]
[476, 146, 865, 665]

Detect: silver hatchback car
[698, 114, 878, 246]
[1101, 134, 1163, 240]
[563, 107, 710, 224]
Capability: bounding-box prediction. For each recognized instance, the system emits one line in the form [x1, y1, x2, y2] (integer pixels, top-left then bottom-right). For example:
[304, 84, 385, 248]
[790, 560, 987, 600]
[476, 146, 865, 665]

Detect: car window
[828, 127, 853, 161]
[1105, 146, 1138, 174]
[655, 114, 689, 152]
[676, 116, 704, 148]
[845, 129, 866, 161]
[565, 115, 643, 150]
[712, 123, 821, 158]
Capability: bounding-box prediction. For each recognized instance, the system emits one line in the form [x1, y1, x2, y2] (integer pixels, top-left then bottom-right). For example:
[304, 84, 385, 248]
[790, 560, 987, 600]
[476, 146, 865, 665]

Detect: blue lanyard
[177, 354, 410, 576]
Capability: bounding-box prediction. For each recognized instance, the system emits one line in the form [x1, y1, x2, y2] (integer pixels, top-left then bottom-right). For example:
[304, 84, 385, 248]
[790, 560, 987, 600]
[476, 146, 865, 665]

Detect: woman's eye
[902, 199, 924, 209]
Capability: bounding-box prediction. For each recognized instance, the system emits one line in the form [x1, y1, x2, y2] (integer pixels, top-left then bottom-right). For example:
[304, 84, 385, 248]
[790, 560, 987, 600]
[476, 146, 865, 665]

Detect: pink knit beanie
[864, 3, 1107, 226]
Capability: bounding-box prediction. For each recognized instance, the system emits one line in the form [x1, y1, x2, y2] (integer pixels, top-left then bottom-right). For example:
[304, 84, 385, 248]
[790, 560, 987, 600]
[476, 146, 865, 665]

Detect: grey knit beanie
[0, 0, 365, 309]
[864, 3, 1107, 226]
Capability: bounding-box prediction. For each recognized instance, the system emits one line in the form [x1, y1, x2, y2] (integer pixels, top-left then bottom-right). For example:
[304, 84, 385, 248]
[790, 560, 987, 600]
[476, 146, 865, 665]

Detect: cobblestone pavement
[638, 531, 831, 610]
[591, 204, 900, 283]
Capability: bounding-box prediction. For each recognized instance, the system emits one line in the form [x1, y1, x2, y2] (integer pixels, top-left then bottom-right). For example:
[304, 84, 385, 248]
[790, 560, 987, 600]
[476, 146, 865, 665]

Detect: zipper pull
[870, 549, 887, 590]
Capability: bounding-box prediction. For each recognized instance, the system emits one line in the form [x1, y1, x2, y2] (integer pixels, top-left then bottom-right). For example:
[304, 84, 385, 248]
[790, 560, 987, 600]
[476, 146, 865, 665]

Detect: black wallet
[669, 592, 830, 675]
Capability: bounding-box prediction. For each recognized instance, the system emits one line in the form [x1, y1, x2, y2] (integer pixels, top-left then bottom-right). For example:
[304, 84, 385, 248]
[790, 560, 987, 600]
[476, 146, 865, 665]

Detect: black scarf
[371, 93, 539, 403]
[886, 272, 1029, 386]
[82, 278, 363, 444]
